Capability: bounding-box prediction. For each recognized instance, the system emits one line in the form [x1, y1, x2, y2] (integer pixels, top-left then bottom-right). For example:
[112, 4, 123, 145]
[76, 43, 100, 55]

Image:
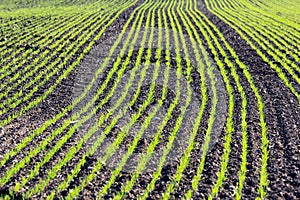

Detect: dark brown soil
[195, 1, 300, 199]
[0, 1, 299, 200]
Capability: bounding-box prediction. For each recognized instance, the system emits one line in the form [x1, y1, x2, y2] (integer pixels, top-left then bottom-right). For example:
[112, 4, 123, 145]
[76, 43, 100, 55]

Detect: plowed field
[0, 0, 299, 199]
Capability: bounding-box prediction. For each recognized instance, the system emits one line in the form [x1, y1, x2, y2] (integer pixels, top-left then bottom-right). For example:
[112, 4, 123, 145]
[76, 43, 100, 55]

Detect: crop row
[0, 0, 138, 167]
[0, 0, 138, 127]
[0, 1, 128, 109]
[3, 0, 297, 199]
[206, 0, 300, 103]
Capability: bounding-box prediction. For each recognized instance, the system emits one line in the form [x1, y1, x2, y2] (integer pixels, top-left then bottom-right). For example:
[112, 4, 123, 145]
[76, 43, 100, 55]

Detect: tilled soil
[196, 1, 300, 199]
[1, 0, 299, 199]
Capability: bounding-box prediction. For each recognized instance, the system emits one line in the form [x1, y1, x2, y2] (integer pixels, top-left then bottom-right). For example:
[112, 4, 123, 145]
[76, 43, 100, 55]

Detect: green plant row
[245, 0, 300, 25]
[188, 4, 245, 200]
[105, 11, 175, 199]
[1, 0, 151, 197]
[0, 0, 137, 127]
[208, 0, 300, 101]
[97, 1, 181, 198]
[26, 1, 160, 197]
[61, 1, 169, 199]
[204, 0, 269, 198]
[101, 0, 206, 199]
[133, 0, 206, 198]
[0, 16, 39, 36]
[214, 0, 300, 78]
[0, 14, 73, 59]
[230, 6, 300, 62]
[0, 15, 51, 49]
[0, 11, 112, 110]
[0, 16, 42, 42]
[0, 13, 89, 91]
[135, 2, 191, 198]
[50, 0, 197, 198]
[159, 0, 220, 198]
[12, 19, 155, 191]
[0, 1, 123, 73]
[0, 3, 122, 101]
[0, 0, 279, 198]
[0, 12, 112, 116]
[4, 0, 105, 8]
[0, 2, 124, 84]
[0, 0, 110, 17]
[0, 1, 139, 178]
[188, 0, 243, 198]
[232, 0, 300, 47]
[0, 13, 86, 69]
[212, 0, 300, 42]
[225, 4, 300, 62]
[0, 12, 93, 84]
[156, 0, 205, 199]
[0, 47, 33, 82]
[188, 1, 247, 199]
[0, 0, 136, 168]
[241, 0, 300, 30]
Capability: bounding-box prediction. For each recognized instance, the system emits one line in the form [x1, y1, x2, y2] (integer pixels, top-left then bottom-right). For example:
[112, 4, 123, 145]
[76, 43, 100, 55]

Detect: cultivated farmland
[0, 0, 299, 199]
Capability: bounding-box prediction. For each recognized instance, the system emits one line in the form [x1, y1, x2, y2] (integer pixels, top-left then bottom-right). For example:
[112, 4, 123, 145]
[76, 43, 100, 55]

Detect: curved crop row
[0, 10, 132, 188]
[204, 0, 271, 198]
[0, 0, 138, 169]
[212, 0, 300, 77]
[0, 13, 92, 81]
[0, 2, 126, 101]
[206, 0, 300, 103]
[0, 0, 138, 127]
[0, 11, 111, 108]
[1, 0, 298, 199]
[60, 1, 168, 199]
